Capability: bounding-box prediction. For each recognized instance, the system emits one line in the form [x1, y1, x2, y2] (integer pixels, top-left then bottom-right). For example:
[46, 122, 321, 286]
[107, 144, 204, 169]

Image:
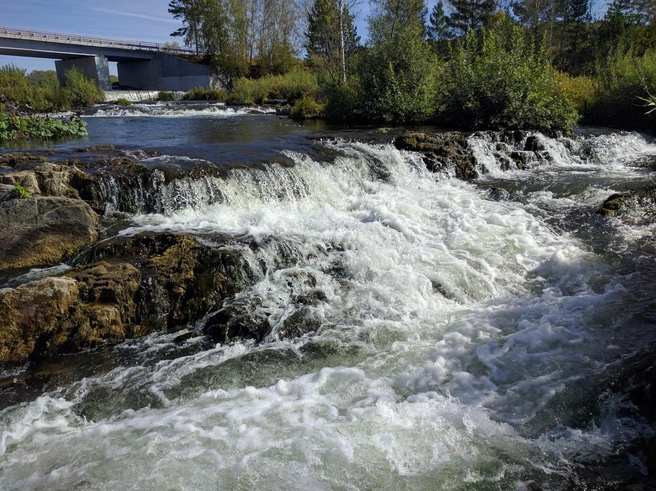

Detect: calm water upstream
[2, 102, 656, 489]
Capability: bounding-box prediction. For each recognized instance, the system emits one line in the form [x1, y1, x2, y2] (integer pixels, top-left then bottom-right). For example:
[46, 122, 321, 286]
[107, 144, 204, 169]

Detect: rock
[0, 233, 253, 364]
[0, 152, 48, 169]
[0, 277, 79, 364]
[524, 134, 545, 152]
[597, 193, 630, 216]
[74, 144, 116, 153]
[0, 197, 99, 271]
[394, 132, 479, 179]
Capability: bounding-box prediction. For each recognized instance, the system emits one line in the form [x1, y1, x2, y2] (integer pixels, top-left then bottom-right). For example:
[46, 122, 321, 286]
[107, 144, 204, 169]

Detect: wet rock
[74, 144, 116, 153]
[0, 277, 79, 364]
[597, 193, 630, 216]
[0, 196, 99, 271]
[394, 132, 479, 179]
[0, 152, 48, 169]
[0, 233, 253, 364]
[524, 134, 545, 152]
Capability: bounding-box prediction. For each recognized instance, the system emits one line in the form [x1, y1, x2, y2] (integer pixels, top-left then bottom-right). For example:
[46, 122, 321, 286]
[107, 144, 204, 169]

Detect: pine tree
[305, 0, 360, 83]
[427, 1, 452, 40]
[446, 0, 498, 34]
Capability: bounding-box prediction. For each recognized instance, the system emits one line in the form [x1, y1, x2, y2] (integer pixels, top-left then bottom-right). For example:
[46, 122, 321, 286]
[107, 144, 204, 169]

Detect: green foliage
[0, 112, 88, 142]
[439, 21, 578, 132]
[116, 98, 132, 106]
[355, 32, 438, 124]
[64, 67, 105, 110]
[157, 91, 177, 101]
[10, 184, 31, 199]
[638, 92, 656, 113]
[555, 72, 598, 116]
[227, 71, 319, 105]
[182, 86, 228, 101]
[587, 47, 656, 128]
[290, 95, 326, 120]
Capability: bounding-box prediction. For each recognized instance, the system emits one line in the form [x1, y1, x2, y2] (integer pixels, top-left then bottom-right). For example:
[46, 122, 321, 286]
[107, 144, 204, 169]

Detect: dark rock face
[0, 196, 99, 271]
[0, 233, 253, 364]
[394, 132, 479, 179]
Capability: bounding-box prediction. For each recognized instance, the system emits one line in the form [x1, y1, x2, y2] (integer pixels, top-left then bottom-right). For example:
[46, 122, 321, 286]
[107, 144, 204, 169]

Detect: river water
[2, 103, 656, 489]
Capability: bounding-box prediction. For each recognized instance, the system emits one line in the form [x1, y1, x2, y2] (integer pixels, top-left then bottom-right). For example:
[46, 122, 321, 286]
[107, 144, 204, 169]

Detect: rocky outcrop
[0, 196, 99, 271]
[0, 233, 252, 364]
[394, 132, 479, 179]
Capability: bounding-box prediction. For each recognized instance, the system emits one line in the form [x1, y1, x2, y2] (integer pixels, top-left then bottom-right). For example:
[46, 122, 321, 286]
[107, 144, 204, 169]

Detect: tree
[368, 0, 428, 44]
[510, 0, 555, 39]
[305, 0, 360, 83]
[427, 1, 453, 40]
[168, 0, 205, 55]
[446, 0, 498, 34]
[356, 0, 437, 123]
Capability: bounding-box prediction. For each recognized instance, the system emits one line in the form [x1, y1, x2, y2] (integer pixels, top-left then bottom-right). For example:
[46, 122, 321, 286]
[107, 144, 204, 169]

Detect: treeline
[170, 0, 656, 131]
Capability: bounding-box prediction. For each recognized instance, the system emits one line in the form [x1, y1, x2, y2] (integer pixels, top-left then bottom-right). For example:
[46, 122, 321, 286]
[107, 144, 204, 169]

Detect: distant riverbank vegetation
[169, 0, 656, 132]
[0, 65, 103, 141]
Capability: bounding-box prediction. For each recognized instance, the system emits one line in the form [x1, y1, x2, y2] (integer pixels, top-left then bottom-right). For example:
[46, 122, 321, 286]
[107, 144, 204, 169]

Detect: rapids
[1, 109, 656, 489]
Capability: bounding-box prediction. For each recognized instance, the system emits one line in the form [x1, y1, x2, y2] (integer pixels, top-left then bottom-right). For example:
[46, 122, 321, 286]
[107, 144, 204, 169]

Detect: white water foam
[83, 103, 275, 118]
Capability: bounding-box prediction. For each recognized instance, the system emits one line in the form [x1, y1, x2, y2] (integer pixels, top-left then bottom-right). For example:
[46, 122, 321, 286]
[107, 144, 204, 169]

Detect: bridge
[0, 26, 220, 91]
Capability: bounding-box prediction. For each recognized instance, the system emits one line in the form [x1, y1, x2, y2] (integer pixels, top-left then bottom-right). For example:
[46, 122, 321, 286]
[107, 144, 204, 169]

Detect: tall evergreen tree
[427, 1, 453, 40]
[305, 0, 360, 83]
[446, 0, 498, 34]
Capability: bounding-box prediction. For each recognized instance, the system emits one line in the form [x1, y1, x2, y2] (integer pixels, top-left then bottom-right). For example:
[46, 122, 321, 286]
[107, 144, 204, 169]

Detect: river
[1, 102, 656, 489]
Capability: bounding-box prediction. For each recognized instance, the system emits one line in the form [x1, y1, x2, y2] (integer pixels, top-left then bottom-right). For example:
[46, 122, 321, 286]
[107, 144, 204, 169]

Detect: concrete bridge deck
[0, 26, 218, 91]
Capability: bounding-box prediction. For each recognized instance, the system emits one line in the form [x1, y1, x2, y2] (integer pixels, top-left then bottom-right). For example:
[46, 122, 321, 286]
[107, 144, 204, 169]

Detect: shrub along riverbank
[0, 65, 103, 142]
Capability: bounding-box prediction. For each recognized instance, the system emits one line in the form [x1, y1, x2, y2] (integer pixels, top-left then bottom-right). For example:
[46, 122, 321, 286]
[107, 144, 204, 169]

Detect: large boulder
[394, 132, 479, 179]
[0, 277, 79, 364]
[0, 196, 99, 271]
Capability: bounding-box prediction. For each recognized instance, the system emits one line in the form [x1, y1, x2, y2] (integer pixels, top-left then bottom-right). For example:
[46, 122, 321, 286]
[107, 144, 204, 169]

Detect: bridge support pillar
[56, 56, 111, 91]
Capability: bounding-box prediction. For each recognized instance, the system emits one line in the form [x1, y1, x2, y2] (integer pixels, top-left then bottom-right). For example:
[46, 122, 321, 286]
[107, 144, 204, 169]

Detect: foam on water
[83, 103, 274, 118]
[1, 135, 655, 489]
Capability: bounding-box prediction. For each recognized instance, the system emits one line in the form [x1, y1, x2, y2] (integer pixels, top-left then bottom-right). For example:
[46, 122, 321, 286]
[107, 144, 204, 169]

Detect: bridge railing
[0, 26, 194, 55]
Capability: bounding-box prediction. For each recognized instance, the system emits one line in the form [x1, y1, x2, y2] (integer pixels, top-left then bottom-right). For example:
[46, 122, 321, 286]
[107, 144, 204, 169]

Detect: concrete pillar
[56, 56, 111, 91]
[117, 60, 156, 90]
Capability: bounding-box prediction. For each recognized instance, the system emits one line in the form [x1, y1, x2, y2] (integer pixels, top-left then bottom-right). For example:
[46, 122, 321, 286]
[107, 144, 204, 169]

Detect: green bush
[227, 71, 319, 105]
[355, 31, 438, 124]
[555, 72, 598, 117]
[290, 95, 325, 120]
[182, 86, 228, 101]
[157, 91, 177, 101]
[64, 67, 105, 109]
[439, 20, 578, 133]
[116, 98, 132, 106]
[587, 48, 656, 128]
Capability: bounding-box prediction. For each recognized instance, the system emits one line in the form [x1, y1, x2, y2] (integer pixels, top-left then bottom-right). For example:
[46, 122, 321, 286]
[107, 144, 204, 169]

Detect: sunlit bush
[439, 19, 578, 133]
